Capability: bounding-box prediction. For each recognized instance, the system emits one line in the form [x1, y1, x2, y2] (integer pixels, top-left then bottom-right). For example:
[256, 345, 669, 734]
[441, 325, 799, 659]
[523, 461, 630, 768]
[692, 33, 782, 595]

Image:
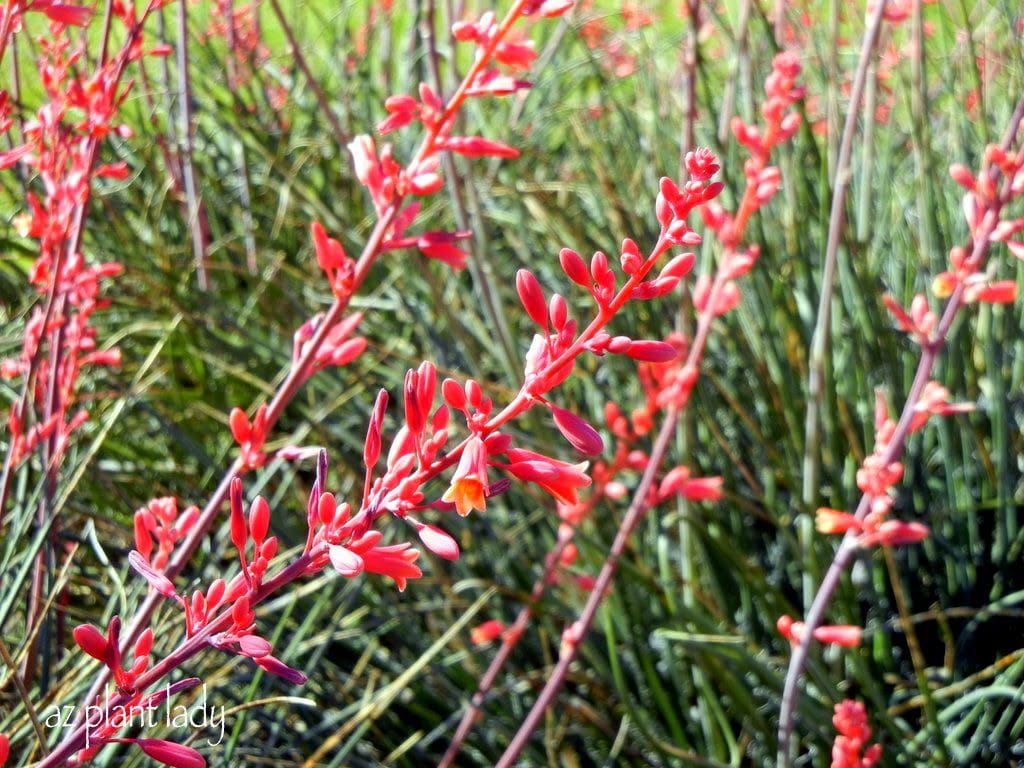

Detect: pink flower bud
[207, 580, 226, 607]
[620, 238, 642, 273]
[317, 492, 337, 527]
[659, 252, 695, 279]
[693, 274, 712, 311]
[229, 407, 250, 443]
[550, 404, 604, 455]
[135, 629, 154, 660]
[538, 0, 573, 16]
[949, 163, 976, 191]
[239, 635, 273, 658]
[861, 520, 930, 547]
[470, 619, 506, 645]
[229, 478, 248, 556]
[444, 136, 520, 158]
[134, 739, 207, 768]
[812, 624, 863, 647]
[255, 655, 308, 685]
[516, 269, 548, 328]
[655, 193, 672, 227]
[625, 340, 679, 363]
[415, 522, 460, 561]
[232, 596, 254, 629]
[465, 379, 484, 408]
[73, 624, 108, 662]
[329, 545, 365, 577]
[410, 172, 444, 195]
[128, 551, 178, 599]
[815, 508, 860, 534]
[442, 378, 466, 409]
[560, 248, 590, 286]
[549, 293, 568, 329]
[249, 497, 270, 544]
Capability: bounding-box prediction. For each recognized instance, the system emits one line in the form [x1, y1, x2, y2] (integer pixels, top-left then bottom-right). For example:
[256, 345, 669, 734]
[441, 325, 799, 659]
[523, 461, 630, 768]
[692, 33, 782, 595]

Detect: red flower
[442, 437, 490, 516]
[777, 615, 863, 648]
[502, 448, 592, 505]
[831, 700, 882, 768]
[470, 619, 507, 645]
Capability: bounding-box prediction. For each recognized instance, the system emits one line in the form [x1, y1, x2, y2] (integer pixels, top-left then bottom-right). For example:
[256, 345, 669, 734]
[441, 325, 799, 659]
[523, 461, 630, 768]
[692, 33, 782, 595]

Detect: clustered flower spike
[809, 380, 972, 552]
[132, 497, 200, 571]
[886, 147, 1024, 343]
[338, 1, 573, 276]
[2, 1, 170, 469]
[830, 700, 882, 768]
[124, 479, 303, 699]
[69, 621, 209, 764]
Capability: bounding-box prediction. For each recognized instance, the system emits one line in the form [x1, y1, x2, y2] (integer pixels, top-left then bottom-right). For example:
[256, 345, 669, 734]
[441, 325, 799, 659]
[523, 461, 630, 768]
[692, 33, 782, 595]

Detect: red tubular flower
[444, 135, 520, 158]
[972, 279, 1018, 304]
[442, 436, 490, 515]
[359, 541, 423, 592]
[416, 230, 472, 269]
[813, 625, 864, 648]
[859, 520, 930, 548]
[254, 654, 308, 685]
[777, 615, 863, 648]
[27, 0, 94, 26]
[229, 405, 268, 470]
[502, 448, 592, 505]
[470, 619, 507, 645]
[816, 508, 861, 535]
[658, 466, 718, 501]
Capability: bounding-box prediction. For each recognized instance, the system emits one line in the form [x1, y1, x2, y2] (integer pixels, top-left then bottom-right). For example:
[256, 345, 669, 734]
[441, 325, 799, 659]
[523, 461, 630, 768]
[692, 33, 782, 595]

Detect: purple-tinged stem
[71, 0, 537, 729]
[267, 0, 350, 150]
[176, 0, 210, 291]
[494, 253, 744, 766]
[801, 0, 888, 540]
[438, 530, 573, 768]
[495, 405, 679, 768]
[777, 92, 1024, 767]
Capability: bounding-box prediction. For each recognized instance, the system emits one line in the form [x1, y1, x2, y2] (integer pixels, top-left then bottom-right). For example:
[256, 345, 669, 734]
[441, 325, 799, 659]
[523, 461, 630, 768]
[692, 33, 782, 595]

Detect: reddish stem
[70, 0, 536, 731]
[776, 92, 1024, 766]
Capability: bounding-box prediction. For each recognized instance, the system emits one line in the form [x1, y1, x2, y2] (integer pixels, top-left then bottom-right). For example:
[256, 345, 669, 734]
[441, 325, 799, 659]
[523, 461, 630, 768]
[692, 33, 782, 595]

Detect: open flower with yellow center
[442, 436, 489, 516]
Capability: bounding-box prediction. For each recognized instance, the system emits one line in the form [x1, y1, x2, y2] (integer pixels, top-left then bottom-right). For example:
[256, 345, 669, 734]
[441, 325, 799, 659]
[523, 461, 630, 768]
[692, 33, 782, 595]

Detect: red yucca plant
[1, 0, 1023, 766]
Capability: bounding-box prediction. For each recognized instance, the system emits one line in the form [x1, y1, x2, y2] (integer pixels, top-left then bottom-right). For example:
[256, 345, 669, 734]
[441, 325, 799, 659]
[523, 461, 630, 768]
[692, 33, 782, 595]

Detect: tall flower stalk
[0, 0, 172, 694]
[494, 52, 804, 767]
[777, 93, 1024, 766]
[68, 0, 572, 732]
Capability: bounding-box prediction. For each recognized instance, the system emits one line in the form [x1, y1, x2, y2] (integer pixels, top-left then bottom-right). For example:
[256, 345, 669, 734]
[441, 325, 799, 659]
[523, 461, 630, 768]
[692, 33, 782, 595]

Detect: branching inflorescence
[1, 1, 1017, 766]
[491, 51, 805, 767]
[0, 0, 171, 734]
[777, 96, 1024, 766]
[1, 0, 728, 765]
